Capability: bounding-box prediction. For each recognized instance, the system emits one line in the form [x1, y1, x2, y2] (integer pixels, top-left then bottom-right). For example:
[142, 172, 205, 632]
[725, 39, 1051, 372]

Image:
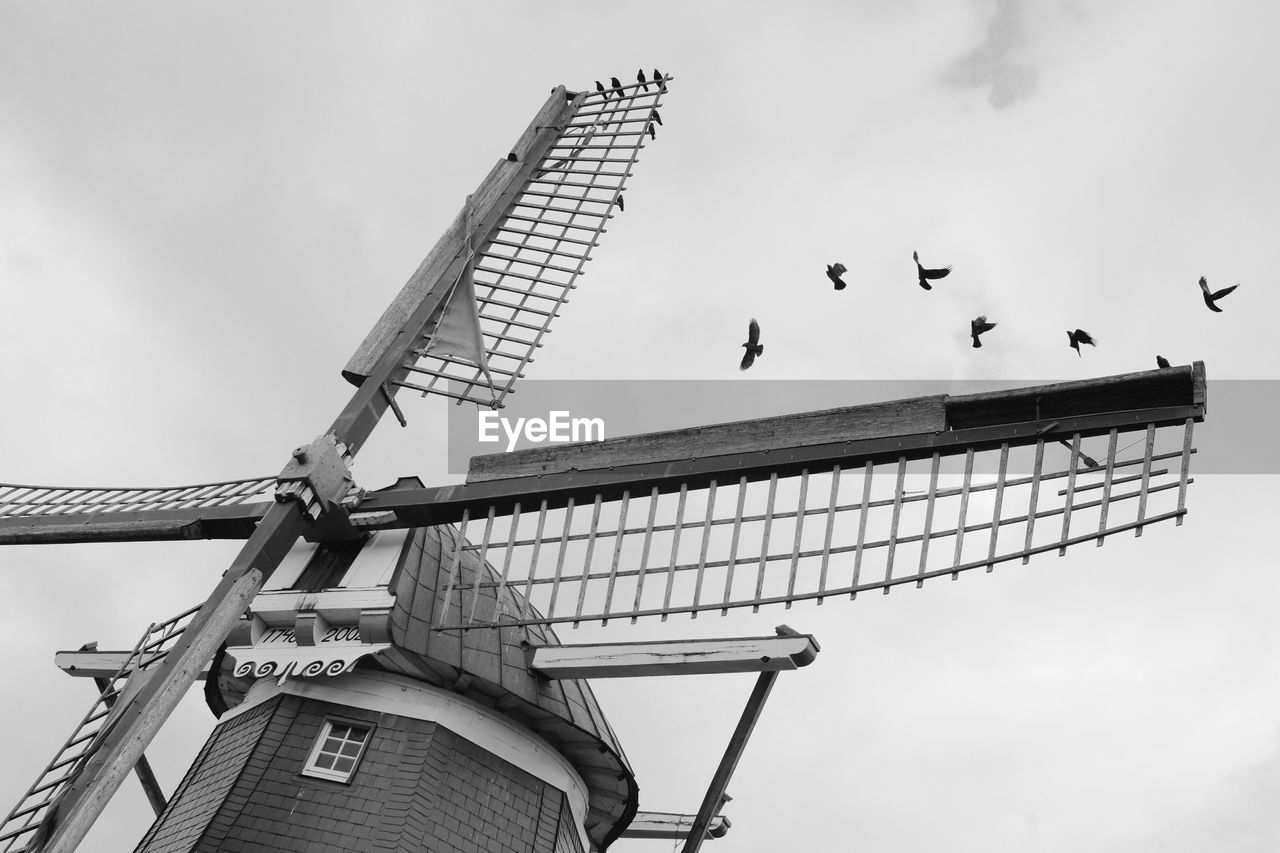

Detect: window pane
[315, 753, 335, 770]
[339, 740, 362, 757]
[334, 756, 355, 773]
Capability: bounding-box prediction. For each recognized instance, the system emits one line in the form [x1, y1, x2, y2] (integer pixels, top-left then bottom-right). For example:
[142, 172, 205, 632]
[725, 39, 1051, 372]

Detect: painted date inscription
[259, 626, 362, 645]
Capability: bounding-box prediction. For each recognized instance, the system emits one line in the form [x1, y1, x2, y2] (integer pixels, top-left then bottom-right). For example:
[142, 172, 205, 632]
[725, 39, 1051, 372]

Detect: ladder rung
[4, 791, 56, 822]
[48, 748, 91, 772]
[0, 822, 43, 843]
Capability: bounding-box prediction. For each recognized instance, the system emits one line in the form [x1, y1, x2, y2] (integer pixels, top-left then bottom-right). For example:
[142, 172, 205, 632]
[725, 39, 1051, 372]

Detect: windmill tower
[0, 72, 1207, 853]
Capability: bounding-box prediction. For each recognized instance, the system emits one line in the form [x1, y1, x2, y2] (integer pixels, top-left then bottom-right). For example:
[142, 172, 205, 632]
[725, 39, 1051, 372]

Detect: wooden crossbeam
[54, 651, 210, 681]
[0, 503, 269, 545]
[528, 631, 818, 679]
[683, 670, 779, 853]
[622, 812, 730, 840]
[90, 675, 167, 818]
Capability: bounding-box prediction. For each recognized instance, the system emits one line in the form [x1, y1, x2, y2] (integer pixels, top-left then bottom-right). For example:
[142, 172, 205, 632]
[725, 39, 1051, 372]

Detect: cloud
[945, 0, 1038, 109]
[1146, 732, 1280, 852]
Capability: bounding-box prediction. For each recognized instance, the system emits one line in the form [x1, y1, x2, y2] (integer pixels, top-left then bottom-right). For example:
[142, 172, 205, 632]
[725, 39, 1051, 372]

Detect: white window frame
[301, 718, 373, 783]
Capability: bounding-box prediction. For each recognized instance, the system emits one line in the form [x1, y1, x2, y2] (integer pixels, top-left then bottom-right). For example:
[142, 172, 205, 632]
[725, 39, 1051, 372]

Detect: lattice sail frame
[0, 606, 199, 853]
[395, 77, 669, 408]
[358, 366, 1207, 631]
[0, 477, 276, 519]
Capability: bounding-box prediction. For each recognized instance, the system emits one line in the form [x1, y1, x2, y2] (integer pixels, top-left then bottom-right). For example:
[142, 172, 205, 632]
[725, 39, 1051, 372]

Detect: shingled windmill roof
[385, 525, 637, 850]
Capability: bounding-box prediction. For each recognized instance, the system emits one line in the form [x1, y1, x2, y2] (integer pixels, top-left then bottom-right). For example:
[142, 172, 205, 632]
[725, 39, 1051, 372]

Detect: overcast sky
[2, 2, 1279, 851]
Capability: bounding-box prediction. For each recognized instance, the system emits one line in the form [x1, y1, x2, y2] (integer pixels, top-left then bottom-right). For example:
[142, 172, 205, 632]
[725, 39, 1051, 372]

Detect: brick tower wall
[135, 691, 583, 853]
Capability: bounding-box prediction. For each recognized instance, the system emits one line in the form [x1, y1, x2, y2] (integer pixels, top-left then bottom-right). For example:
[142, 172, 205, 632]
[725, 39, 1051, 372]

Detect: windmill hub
[274, 432, 360, 541]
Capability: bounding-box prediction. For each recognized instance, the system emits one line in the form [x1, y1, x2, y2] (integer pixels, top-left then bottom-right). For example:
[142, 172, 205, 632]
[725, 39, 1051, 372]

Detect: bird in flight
[1198, 276, 1239, 312]
[1067, 328, 1097, 356]
[637, 69, 650, 92]
[826, 263, 848, 290]
[913, 251, 952, 290]
[970, 315, 997, 348]
[1156, 355, 1171, 369]
[740, 319, 764, 371]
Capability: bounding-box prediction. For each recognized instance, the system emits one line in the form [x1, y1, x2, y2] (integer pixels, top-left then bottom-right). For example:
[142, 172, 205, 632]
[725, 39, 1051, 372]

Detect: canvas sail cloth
[419, 196, 496, 398]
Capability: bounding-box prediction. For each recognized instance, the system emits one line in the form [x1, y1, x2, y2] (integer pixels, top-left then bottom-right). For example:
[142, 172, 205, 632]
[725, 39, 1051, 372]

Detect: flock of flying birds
[580, 75, 1245, 374]
[737, 258, 1242, 371]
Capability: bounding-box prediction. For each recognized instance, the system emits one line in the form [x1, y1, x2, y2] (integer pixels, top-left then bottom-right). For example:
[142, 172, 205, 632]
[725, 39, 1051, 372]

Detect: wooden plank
[819, 466, 840, 603]
[882, 457, 907, 593]
[951, 448, 974, 579]
[56, 651, 210, 681]
[1022, 440, 1045, 564]
[0, 503, 270, 545]
[915, 453, 941, 587]
[681, 671, 780, 853]
[1096, 429, 1119, 547]
[342, 88, 576, 382]
[365, 402, 1205, 531]
[784, 470, 809, 607]
[622, 813, 730, 840]
[468, 396, 947, 483]
[1176, 418, 1195, 526]
[89, 675, 167, 817]
[1058, 434, 1081, 556]
[1135, 423, 1157, 537]
[986, 444, 1009, 571]
[945, 363, 1203, 429]
[528, 633, 819, 679]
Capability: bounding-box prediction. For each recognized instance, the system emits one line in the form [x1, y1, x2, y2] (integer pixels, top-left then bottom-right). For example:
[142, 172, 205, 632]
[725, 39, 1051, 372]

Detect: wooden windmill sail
[0, 72, 1207, 853]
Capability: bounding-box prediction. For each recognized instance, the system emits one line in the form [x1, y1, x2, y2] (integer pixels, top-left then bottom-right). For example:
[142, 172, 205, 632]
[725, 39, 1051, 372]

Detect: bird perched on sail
[595, 80, 607, 99]
[636, 69, 649, 92]
[740, 319, 764, 371]
[1067, 328, 1096, 356]
[970, 315, 997, 348]
[1199, 276, 1239, 312]
[826, 263, 848, 291]
[1156, 355, 1171, 369]
[610, 76, 623, 95]
[913, 251, 952, 290]
[653, 68, 666, 90]
[647, 122, 656, 140]
[650, 108, 663, 126]
[616, 193, 624, 212]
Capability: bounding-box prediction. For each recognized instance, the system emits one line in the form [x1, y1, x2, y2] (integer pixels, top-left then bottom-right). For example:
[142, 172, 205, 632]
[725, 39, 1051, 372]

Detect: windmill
[0, 72, 1207, 853]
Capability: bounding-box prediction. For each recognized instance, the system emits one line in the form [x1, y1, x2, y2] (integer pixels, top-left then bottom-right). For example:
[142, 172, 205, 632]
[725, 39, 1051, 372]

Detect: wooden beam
[0, 503, 269, 545]
[468, 396, 947, 483]
[466, 363, 1207, 485]
[341, 88, 577, 384]
[55, 651, 211, 681]
[682, 671, 779, 853]
[622, 812, 730, 840]
[354, 401, 1206, 531]
[528, 631, 819, 680]
[91, 676, 167, 818]
[944, 362, 1204, 430]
